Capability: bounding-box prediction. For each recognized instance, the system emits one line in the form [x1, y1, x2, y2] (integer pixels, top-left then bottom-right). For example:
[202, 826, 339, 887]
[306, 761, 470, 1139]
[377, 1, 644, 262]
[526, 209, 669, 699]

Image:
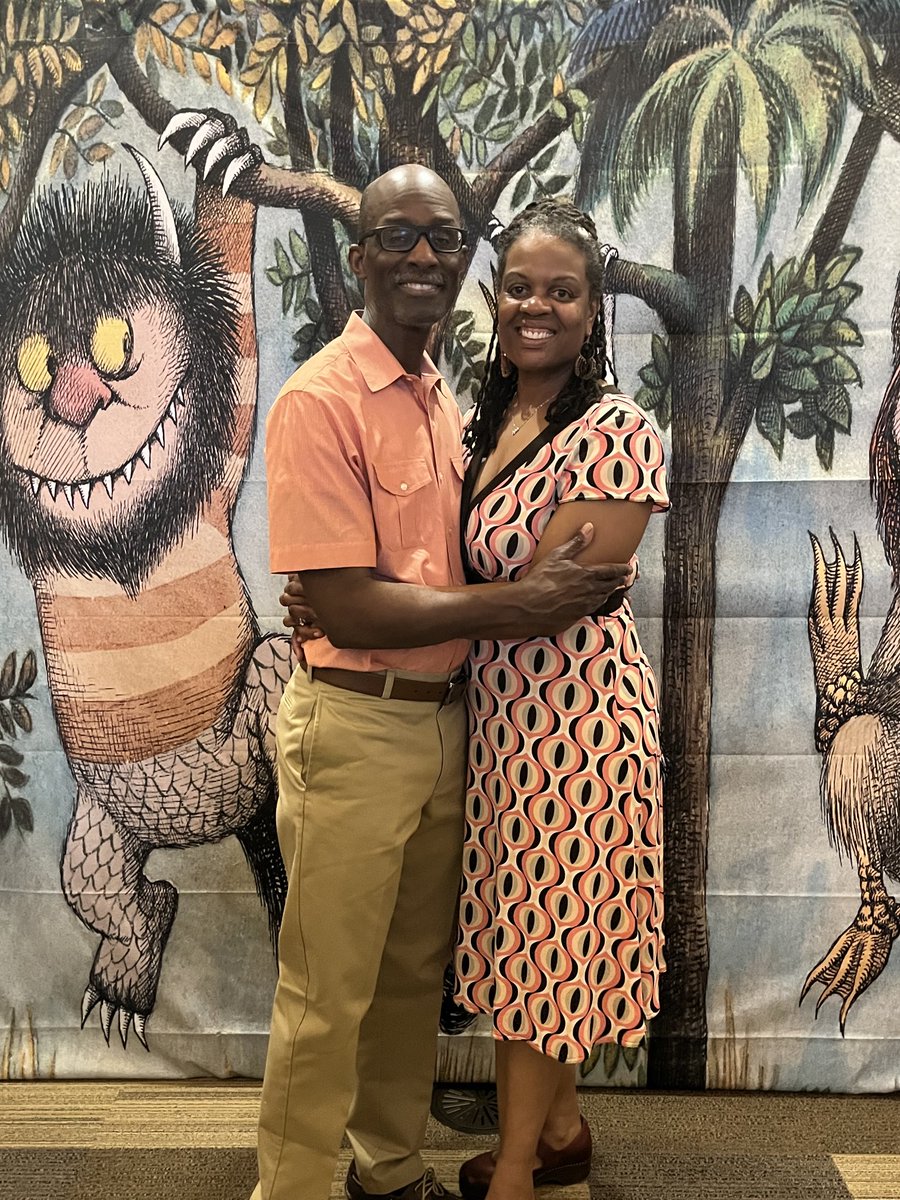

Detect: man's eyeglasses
[357, 224, 467, 254]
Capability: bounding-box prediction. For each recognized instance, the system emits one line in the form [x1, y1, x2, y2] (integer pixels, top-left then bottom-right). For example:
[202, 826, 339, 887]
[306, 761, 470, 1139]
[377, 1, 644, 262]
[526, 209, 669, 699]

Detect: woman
[449, 199, 667, 1200]
[283, 198, 668, 1200]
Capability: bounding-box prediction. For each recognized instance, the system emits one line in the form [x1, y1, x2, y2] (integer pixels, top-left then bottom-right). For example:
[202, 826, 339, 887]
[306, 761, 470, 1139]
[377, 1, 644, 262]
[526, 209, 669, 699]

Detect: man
[258, 163, 629, 1200]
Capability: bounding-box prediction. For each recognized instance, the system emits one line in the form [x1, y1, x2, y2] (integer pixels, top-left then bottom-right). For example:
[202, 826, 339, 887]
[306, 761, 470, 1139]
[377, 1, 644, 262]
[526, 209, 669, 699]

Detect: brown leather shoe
[458, 1116, 592, 1199]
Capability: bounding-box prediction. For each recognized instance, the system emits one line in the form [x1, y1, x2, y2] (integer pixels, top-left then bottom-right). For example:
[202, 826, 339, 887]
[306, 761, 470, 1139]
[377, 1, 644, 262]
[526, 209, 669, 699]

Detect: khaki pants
[252, 666, 467, 1200]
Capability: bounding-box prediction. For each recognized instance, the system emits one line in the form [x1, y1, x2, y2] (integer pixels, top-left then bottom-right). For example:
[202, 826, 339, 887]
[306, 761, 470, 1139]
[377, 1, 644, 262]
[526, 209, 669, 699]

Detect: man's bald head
[357, 165, 460, 237]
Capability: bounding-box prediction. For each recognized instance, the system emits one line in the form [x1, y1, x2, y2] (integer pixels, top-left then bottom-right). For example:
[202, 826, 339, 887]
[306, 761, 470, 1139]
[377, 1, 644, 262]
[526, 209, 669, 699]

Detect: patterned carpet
[1, 1081, 899, 1200]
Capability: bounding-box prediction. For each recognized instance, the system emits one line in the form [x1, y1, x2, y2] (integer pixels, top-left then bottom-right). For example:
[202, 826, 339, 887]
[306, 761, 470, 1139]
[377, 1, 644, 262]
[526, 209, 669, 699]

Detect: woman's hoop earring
[574, 341, 597, 380]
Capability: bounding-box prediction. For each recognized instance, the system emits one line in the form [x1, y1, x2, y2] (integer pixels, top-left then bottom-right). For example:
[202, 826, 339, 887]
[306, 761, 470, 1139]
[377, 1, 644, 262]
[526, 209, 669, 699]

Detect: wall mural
[1, 0, 900, 1093]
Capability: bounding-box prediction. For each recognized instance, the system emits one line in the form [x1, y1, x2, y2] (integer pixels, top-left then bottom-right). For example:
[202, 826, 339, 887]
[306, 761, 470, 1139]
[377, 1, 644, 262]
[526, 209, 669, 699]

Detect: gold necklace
[509, 390, 559, 437]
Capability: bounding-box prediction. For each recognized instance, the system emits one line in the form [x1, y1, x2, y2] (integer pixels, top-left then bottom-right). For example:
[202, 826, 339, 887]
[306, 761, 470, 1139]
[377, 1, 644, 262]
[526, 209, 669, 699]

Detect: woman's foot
[458, 1118, 592, 1200]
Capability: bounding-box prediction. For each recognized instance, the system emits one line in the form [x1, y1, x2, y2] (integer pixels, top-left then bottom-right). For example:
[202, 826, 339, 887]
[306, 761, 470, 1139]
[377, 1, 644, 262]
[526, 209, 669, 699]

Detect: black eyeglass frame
[357, 224, 467, 254]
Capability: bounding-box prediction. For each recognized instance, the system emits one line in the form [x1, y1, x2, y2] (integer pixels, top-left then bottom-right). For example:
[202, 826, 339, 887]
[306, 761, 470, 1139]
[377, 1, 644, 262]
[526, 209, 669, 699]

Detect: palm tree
[573, 0, 889, 1086]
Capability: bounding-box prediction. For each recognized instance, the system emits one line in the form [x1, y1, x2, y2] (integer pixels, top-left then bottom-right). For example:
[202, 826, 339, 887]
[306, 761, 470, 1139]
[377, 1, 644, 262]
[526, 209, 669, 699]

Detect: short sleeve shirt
[266, 313, 469, 674]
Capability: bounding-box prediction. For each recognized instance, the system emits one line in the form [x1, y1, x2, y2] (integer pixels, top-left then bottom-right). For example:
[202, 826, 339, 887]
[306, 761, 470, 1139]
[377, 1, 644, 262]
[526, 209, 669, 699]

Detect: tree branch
[855, 52, 900, 145]
[606, 257, 697, 334]
[109, 49, 361, 229]
[473, 63, 605, 218]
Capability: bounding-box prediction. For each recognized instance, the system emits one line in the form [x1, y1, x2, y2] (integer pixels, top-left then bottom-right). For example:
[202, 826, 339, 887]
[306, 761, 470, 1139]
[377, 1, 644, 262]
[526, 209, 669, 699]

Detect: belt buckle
[440, 674, 465, 707]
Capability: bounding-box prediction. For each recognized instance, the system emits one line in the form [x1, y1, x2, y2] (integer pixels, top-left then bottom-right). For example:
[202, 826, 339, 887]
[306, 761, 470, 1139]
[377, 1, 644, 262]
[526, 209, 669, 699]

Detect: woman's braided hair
[464, 197, 614, 456]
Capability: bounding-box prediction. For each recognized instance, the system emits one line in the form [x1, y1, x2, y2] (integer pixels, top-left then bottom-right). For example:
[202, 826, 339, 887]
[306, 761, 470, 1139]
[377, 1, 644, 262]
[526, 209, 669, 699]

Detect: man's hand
[280, 574, 325, 661]
[512, 524, 632, 636]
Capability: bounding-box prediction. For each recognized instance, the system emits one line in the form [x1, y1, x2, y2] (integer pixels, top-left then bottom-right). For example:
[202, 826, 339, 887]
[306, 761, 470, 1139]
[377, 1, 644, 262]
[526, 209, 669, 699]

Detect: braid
[464, 197, 614, 456]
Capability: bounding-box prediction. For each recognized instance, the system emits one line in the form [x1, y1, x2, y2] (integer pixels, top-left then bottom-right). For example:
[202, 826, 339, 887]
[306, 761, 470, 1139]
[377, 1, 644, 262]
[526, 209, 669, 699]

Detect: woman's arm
[531, 498, 653, 568]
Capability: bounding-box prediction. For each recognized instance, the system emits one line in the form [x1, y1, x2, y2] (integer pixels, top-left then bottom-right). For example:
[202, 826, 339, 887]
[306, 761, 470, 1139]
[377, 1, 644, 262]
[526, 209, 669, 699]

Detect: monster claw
[158, 110, 206, 151]
[81, 984, 101, 1027]
[222, 151, 256, 197]
[133, 1012, 149, 1051]
[203, 132, 244, 180]
[185, 118, 226, 167]
[118, 1008, 133, 1050]
[99, 1000, 115, 1044]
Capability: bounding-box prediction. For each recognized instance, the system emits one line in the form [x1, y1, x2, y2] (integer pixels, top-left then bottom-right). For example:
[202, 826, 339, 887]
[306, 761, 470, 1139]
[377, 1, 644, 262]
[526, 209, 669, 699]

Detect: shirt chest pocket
[372, 457, 433, 549]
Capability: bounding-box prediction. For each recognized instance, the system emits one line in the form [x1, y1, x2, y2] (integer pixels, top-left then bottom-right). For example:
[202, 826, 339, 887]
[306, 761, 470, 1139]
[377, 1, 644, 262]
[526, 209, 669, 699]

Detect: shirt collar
[341, 311, 442, 396]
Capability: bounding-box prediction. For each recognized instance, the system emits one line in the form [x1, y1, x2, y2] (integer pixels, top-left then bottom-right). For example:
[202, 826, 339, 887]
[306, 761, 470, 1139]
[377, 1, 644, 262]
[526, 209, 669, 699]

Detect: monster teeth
[29, 474, 40, 497]
[62, 484, 74, 509]
[46, 480, 58, 500]
[78, 481, 91, 508]
[123, 459, 134, 484]
[139, 442, 152, 469]
[154, 421, 165, 449]
[166, 399, 178, 424]
[102, 474, 114, 498]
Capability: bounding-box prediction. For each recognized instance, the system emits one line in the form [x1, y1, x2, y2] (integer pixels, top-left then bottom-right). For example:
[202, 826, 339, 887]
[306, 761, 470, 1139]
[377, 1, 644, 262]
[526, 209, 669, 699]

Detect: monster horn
[124, 143, 181, 266]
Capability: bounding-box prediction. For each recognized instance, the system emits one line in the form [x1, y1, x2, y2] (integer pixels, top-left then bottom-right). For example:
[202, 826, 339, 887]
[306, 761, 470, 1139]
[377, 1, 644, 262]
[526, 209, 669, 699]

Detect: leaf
[174, 12, 200, 39]
[650, 333, 670, 382]
[775, 293, 800, 330]
[193, 50, 211, 79]
[793, 291, 821, 322]
[253, 67, 272, 120]
[750, 342, 776, 382]
[265, 266, 283, 286]
[511, 171, 531, 208]
[733, 285, 754, 331]
[0, 797, 9, 839]
[77, 114, 105, 142]
[11, 796, 32, 833]
[634, 384, 661, 412]
[821, 249, 860, 291]
[100, 100, 124, 119]
[0, 743, 24, 766]
[816, 426, 835, 471]
[780, 366, 819, 393]
[817, 386, 851, 433]
[0, 705, 15, 738]
[753, 294, 773, 341]
[826, 319, 863, 347]
[638, 363, 663, 389]
[772, 257, 797, 309]
[289, 230, 308, 269]
[0, 653, 16, 700]
[216, 58, 232, 93]
[89, 72, 107, 105]
[48, 133, 67, 176]
[473, 92, 499, 135]
[153, 2, 181, 23]
[532, 143, 557, 174]
[318, 24, 345, 56]
[282, 277, 295, 315]
[756, 395, 785, 458]
[85, 144, 113, 163]
[822, 352, 861, 386]
[785, 410, 816, 439]
[458, 78, 488, 111]
[462, 19, 476, 61]
[2, 766, 28, 788]
[542, 174, 569, 194]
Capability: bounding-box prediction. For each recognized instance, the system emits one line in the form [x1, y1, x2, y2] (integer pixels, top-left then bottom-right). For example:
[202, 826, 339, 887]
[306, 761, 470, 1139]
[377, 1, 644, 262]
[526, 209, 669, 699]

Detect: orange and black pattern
[454, 397, 669, 1061]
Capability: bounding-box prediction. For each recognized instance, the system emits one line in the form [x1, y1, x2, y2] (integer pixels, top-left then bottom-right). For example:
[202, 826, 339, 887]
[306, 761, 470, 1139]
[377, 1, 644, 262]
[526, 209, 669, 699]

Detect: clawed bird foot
[800, 907, 900, 1033]
[81, 984, 150, 1052]
[158, 109, 262, 196]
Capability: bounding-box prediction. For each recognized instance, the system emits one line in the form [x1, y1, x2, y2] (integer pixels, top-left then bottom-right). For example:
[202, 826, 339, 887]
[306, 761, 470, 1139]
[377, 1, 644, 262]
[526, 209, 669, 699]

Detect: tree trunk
[283, 35, 350, 339]
[648, 155, 737, 1090]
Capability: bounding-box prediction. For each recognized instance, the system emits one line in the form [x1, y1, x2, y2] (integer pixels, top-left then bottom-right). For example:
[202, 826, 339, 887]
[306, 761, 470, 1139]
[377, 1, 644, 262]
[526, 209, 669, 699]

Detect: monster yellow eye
[91, 316, 133, 376]
[16, 334, 54, 393]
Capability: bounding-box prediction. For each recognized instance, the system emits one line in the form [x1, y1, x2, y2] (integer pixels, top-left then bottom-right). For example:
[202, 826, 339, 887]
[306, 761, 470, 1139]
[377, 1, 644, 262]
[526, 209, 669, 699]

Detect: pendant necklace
[509, 390, 559, 437]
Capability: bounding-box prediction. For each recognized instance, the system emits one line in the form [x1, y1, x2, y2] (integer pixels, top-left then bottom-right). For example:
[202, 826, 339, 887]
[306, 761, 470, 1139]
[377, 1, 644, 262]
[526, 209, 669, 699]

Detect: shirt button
[400, 482, 408, 491]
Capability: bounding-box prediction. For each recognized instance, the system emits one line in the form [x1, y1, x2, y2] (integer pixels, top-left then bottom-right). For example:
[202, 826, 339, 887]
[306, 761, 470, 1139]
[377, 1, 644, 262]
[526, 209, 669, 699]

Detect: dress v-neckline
[464, 423, 559, 517]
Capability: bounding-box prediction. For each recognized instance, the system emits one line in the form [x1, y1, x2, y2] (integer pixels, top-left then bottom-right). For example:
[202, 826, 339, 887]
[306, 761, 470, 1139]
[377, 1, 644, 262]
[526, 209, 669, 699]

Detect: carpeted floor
[1, 1081, 899, 1200]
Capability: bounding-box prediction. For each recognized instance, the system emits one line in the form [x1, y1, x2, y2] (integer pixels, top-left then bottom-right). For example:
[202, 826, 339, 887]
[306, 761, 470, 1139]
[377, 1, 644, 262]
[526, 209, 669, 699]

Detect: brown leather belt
[309, 666, 467, 706]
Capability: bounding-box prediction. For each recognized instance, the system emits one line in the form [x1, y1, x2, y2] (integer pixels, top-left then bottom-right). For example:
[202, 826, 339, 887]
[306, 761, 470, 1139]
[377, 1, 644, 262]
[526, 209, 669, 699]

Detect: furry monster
[0, 113, 291, 1048]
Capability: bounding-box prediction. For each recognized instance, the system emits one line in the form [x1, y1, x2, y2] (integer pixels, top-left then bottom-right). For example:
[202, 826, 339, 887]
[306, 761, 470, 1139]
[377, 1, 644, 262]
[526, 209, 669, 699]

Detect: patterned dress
[453, 394, 669, 1062]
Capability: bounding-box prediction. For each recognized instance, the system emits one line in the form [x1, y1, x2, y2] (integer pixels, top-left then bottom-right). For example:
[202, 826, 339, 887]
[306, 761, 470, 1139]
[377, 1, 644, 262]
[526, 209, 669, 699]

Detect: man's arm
[295, 524, 631, 649]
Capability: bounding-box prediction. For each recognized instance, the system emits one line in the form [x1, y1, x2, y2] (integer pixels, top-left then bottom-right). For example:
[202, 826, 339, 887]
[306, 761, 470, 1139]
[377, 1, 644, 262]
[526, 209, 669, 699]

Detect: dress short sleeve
[557, 395, 669, 512]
